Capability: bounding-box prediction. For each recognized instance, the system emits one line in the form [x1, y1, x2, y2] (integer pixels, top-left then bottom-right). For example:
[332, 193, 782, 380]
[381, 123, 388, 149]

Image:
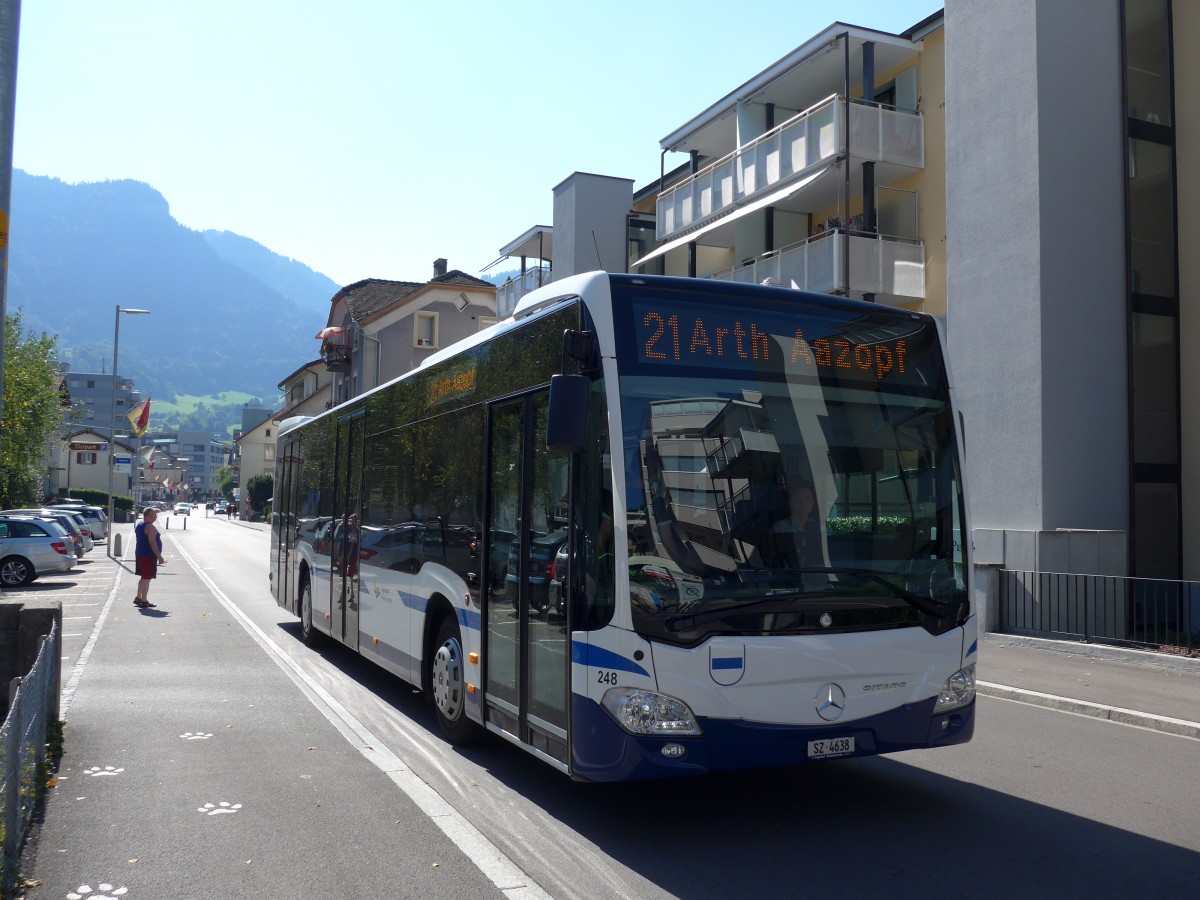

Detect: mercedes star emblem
[815, 683, 847, 721]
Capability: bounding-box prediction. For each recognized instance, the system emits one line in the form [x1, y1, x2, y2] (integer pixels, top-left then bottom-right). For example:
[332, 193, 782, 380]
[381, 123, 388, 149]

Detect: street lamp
[107, 305, 150, 557]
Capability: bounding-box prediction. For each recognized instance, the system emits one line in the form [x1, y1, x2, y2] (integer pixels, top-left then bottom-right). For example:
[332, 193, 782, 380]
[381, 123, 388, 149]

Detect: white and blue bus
[270, 272, 975, 781]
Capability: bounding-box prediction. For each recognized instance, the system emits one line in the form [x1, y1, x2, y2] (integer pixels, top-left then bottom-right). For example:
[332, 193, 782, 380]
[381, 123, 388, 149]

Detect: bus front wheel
[431, 616, 483, 745]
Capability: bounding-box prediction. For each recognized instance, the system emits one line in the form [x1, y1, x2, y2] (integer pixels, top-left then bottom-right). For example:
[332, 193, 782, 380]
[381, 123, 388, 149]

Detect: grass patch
[152, 391, 259, 416]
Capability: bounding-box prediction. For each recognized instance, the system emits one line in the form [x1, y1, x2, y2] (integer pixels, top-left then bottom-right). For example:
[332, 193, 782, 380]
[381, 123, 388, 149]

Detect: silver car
[51, 503, 109, 540]
[0, 516, 76, 586]
[6, 508, 90, 557]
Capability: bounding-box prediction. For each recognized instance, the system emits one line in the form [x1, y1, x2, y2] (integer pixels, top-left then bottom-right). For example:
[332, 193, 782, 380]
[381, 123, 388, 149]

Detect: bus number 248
[596, 670, 618, 685]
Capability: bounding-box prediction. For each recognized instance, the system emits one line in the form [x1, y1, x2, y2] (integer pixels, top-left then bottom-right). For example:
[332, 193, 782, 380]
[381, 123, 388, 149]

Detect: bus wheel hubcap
[433, 636, 464, 720]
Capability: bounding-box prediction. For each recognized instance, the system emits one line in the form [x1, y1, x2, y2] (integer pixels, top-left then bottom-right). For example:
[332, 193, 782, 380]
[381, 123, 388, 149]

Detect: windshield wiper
[662, 567, 963, 633]
[664, 594, 808, 633]
[786, 567, 956, 618]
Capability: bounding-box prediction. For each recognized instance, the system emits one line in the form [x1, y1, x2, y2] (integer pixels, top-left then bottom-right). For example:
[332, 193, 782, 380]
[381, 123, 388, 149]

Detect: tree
[2, 312, 65, 506]
[214, 464, 237, 499]
[246, 473, 273, 515]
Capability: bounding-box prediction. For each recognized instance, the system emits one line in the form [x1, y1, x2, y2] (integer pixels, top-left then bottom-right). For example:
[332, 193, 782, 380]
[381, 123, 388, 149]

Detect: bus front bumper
[569, 694, 975, 782]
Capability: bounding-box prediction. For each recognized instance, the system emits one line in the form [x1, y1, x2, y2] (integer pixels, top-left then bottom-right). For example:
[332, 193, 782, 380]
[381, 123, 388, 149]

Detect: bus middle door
[331, 411, 364, 650]
[484, 392, 570, 765]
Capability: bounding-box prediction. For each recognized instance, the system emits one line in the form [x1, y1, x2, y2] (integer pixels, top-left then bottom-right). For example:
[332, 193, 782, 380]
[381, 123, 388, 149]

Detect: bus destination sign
[632, 299, 921, 383]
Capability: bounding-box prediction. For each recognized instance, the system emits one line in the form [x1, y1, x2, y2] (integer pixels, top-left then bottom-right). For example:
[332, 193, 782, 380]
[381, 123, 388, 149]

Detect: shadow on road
[272, 622, 1200, 898]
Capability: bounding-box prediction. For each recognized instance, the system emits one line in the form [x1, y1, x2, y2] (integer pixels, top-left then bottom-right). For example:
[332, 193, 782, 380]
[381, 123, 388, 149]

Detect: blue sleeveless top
[134, 521, 162, 557]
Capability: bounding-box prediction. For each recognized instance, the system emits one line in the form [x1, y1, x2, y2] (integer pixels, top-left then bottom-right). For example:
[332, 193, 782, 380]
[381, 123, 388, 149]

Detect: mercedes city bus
[270, 272, 976, 781]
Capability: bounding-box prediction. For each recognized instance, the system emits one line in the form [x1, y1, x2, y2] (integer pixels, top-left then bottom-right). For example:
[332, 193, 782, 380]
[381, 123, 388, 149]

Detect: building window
[86, 379, 95, 389]
[415, 312, 438, 349]
[264, 445, 275, 461]
[478, 317, 500, 331]
[1123, 0, 1179, 579]
[76, 452, 97, 465]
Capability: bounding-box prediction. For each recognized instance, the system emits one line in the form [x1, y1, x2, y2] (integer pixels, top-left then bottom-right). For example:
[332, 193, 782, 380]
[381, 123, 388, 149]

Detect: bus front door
[485, 393, 570, 765]
[331, 412, 364, 649]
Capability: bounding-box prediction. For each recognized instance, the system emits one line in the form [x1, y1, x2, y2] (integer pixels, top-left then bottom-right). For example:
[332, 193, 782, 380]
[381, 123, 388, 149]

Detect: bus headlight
[601, 688, 702, 736]
[933, 664, 976, 714]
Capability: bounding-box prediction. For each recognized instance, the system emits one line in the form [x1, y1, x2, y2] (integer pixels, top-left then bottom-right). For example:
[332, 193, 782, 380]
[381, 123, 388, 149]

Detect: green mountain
[6, 171, 337, 403]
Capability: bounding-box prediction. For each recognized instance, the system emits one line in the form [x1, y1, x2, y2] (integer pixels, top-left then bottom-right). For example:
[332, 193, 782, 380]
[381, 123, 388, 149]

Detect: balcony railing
[657, 95, 924, 242]
[708, 229, 925, 300]
[496, 266, 554, 318]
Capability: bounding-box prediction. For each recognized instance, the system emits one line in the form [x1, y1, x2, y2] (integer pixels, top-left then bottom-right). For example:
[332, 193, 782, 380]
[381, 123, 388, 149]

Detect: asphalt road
[25, 512, 1200, 898]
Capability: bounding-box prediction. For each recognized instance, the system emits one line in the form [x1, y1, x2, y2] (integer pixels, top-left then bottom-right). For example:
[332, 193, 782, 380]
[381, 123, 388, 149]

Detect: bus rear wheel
[431, 616, 483, 745]
[300, 578, 322, 648]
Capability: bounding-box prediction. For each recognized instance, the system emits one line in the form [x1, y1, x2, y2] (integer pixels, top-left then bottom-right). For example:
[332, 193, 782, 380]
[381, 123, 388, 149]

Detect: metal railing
[1, 622, 60, 896]
[656, 95, 924, 241]
[496, 266, 553, 318]
[707, 230, 926, 300]
[999, 570, 1199, 654]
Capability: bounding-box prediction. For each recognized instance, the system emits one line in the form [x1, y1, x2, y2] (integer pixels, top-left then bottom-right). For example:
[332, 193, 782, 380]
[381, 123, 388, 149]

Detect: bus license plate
[808, 736, 854, 759]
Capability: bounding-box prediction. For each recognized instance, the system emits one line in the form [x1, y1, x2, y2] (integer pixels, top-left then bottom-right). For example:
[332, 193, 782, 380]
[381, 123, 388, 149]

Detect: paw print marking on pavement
[198, 801, 242, 815]
[67, 884, 129, 899]
[83, 766, 125, 777]
[180, 732, 213, 740]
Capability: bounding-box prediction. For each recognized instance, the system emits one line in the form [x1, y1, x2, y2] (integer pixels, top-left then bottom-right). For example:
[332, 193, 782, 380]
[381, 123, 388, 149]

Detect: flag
[127, 397, 151, 437]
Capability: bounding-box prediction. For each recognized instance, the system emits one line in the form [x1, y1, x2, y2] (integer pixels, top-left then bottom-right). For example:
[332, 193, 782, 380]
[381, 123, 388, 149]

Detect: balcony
[656, 95, 924, 242]
[709, 229, 925, 301]
[706, 428, 780, 480]
[496, 266, 553, 318]
[316, 325, 352, 373]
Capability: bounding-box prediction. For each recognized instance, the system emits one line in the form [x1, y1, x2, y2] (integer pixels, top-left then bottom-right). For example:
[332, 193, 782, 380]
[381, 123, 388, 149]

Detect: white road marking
[60, 567, 126, 718]
[169, 534, 553, 900]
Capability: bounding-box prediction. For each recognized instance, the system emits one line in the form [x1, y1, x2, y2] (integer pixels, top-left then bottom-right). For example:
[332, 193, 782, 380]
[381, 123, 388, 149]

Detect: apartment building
[60, 369, 143, 436]
[634, 17, 944, 315]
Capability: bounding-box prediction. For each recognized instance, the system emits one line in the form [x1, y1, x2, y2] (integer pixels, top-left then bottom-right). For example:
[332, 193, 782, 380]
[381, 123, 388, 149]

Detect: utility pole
[0, 1, 21, 472]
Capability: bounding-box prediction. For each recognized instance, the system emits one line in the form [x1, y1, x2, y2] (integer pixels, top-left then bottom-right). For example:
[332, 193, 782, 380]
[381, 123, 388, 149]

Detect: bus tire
[299, 577, 322, 648]
[431, 615, 483, 745]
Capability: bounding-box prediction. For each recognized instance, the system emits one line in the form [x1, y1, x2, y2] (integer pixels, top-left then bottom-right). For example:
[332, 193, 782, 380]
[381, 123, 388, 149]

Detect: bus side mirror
[546, 374, 589, 454]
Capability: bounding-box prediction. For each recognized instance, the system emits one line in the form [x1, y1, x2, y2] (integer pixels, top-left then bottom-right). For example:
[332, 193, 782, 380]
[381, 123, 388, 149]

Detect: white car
[0, 515, 76, 586]
[173, 502, 192, 515]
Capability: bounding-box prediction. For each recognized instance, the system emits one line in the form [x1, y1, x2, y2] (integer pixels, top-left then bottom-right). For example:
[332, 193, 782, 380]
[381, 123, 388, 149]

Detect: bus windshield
[611, 281, 966, 645]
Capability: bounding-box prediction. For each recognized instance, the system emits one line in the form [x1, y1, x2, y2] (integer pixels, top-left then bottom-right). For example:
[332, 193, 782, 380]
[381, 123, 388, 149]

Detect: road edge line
[977, 681, 1200, 739]
[168, 535, 554, 900]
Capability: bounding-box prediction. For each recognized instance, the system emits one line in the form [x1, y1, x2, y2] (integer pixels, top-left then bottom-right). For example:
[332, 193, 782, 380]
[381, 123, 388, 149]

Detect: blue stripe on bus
[967, 640, 977, 657]
[711, 657, 744, 671]
[571, 641, 649, 677]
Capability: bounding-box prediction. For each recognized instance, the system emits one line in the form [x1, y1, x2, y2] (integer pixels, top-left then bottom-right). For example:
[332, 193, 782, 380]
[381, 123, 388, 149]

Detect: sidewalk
[14, 527, 507, 900]
[977, 633, 1200, 738]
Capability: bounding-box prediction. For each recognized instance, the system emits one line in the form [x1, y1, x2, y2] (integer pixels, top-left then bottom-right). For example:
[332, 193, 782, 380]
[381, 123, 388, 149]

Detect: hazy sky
[14, 1, 941, 286]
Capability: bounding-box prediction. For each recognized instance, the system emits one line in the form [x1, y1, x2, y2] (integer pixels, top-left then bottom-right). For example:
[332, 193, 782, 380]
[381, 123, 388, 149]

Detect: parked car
[0, 515, 76, 585]
[51, 503, 109, 540]
[546, 541, 570, 619]
[504, 530, 568, 613]
[214, 501, 228, 515]
[62, 511, 95, 553]
[173, 502, 192, 516]
[4, 509, 89, 558]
